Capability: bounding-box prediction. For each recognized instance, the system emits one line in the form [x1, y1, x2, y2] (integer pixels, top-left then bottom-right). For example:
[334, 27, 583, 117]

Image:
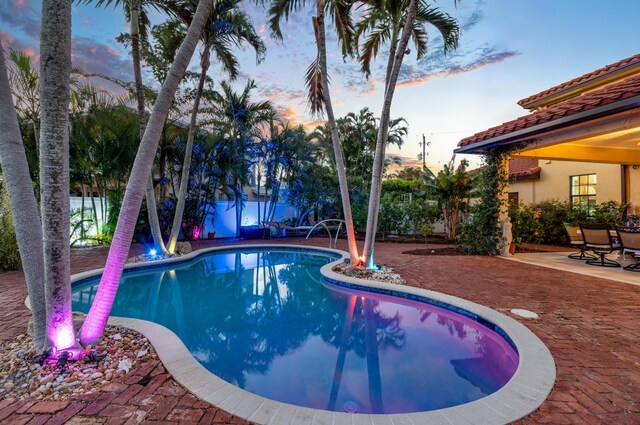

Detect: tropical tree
[0, 47, 47, 350]
[5, 49, 41, 171]
[77, 0, 178, 254]
[79, 0, 213, 346]
[429, 158, 473, 240]
[166, 0, 266, 253]
[38, 0, 78, 352]
[357, 0, 460, 267]
[268, 0, 362, 266]
[208, 80, 272, 237]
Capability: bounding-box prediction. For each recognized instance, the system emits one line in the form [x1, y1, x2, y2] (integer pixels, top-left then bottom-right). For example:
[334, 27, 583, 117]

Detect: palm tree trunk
[129, 1, 167, 254]
[315, 2, 361, 266]
[39, 0, 76, 351]
[167, 52, 209, 253]
[89, 179, 99, 234]
[79, 0, 213, 346]
[0, 47, 47, 350]
[235, 187, 242, 238]
[362, 0, 417, 267]
[80, 186, 86, 241]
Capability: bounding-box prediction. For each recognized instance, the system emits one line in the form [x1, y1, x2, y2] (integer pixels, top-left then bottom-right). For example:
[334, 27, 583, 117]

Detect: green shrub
[0, 187, 21, 271]
[378, 194, 407, 237]
[508, 202, 543, 244]
[405, 198, 440, 238]
[592, 200, 631, 227]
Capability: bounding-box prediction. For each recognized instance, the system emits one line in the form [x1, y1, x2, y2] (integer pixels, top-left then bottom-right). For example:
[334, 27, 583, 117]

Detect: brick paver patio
[1, 238, 638, 424]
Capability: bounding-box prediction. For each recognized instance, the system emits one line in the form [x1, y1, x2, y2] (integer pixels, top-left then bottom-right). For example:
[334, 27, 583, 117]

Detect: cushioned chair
[579, 223, 621, 267]
[563, 223, 596, 260]
[615, 227, 640, 272]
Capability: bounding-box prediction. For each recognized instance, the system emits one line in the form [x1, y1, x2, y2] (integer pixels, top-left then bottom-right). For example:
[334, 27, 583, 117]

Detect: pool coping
[61, 244, 555, 425]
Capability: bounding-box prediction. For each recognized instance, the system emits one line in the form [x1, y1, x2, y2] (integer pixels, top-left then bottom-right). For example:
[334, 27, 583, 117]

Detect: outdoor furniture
[563, 223, 597, 260]
[579, 223, 621, 267]
[615, 227, 640, 272]
[263, 221, 311, 238]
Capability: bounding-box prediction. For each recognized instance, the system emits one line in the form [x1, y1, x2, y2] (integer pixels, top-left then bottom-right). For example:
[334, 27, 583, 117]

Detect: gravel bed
[0, 325, 155, 400]
[332, 259, 406, 285]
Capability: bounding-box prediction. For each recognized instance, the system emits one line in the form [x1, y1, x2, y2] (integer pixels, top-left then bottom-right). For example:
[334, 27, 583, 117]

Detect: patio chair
[579, 223, 621, 267]
[263, 221, 310, 238]
[615, 227, 640, 272]
[563, 223, 597, 260]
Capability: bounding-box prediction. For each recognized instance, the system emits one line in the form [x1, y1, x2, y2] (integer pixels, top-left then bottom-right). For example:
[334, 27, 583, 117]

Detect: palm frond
[327, 0, 355, 58]
[416, 5, 460, 54]
[212, 42, 240, 80]
[304, 58, 325, 118]
[411, 25, 429, 60]
[359, 25, 390, 77]
[268, 0, 307, 40]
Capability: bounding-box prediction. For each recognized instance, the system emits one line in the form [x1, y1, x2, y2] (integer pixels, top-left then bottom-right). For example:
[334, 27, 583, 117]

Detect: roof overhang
[518, 60, 640, 110]
[455, 95, 640, 164]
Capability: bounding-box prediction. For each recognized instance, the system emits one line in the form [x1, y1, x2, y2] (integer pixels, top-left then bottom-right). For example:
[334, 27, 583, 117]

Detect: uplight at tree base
[48, 323, 76, 353]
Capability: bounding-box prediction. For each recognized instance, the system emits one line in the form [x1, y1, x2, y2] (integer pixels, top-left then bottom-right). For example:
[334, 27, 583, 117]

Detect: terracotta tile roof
[458, 73, 640, 148]
[517, 54, 640, 108]
[509, 158, 540, 179]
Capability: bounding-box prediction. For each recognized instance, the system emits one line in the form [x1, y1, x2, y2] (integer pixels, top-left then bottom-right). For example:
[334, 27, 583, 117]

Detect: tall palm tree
[5, 49, 41, 160]
[79, 0, 213, 346]
[0, 47, 47, 350]
[38, 0, 77, 352]
[209, 80, 272, 237]
[268, 0, 363, 266]
[166, 0, 266, 253]
[358, 0, 459, 267]
[77, 0, 181, 254]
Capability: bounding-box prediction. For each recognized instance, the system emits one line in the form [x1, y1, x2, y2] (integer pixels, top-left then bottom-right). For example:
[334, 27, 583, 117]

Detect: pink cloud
[15, 0, 28, 11]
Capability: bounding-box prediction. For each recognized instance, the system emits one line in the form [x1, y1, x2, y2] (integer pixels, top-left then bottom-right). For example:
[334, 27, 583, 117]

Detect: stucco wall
[628, 166, 640, 213]
[509, 160, 622, 205]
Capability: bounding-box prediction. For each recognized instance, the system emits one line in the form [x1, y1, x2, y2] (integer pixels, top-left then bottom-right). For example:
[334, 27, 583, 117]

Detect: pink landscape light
[80, 243, 129, 345]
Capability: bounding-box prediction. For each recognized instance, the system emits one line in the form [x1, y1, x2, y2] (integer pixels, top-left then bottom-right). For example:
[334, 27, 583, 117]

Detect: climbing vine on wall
[458, 146, 512, 255]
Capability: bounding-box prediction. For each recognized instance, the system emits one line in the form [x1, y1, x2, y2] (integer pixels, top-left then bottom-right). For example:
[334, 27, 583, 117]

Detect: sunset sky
[2, 0, 639, 170]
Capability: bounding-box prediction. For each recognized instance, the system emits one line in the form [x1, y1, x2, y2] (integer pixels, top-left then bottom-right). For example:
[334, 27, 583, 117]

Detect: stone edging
[31, 244, 555, 425]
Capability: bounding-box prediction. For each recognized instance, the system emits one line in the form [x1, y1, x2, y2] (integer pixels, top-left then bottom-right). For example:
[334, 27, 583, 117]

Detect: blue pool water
[72, 248, 518, 414]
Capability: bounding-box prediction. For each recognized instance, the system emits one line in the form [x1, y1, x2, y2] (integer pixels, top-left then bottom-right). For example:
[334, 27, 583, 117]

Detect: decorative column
[498, 156, 513, 256]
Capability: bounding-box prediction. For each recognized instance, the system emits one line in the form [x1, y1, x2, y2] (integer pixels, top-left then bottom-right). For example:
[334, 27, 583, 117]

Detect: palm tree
[38, 0, 78, 352]
[79, 0, 213, 346]
[77, 0, 182, 254]
[268, 0, 363, 266]
[166, 0, 266, 253]
[0, 47, 47, 350]
[209, 80, 272, 237]
[5, 49, 41, 162]
[358, 0, 459, 267]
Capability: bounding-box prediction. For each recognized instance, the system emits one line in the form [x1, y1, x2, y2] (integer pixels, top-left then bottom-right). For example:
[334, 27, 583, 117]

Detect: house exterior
[507, 157, 627, 208]
[456, 53, 640, 252]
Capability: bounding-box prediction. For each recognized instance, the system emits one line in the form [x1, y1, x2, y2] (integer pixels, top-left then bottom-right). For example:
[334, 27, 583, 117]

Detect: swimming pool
[72, 247, 519, 415]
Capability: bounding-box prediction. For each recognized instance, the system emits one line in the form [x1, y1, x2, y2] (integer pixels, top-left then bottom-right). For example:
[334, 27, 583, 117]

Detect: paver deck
[1, 238, 638, 424]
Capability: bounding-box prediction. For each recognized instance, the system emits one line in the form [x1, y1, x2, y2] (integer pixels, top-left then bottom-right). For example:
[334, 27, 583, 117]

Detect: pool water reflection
[72, 248, 518, 414]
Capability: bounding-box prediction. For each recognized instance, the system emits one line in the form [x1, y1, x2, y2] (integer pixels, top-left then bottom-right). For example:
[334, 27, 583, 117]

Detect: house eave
[455, 95, 640, 155]
[519, 61, 640, 110]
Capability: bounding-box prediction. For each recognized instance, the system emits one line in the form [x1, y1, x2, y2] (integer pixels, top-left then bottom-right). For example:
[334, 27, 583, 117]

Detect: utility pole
[419, 133, 430, 169]
[422, 134, 426, 169]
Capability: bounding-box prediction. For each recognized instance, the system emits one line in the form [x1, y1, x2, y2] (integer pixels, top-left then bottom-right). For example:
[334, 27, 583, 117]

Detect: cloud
[255, 83, 305, 103]
[0, 29, 37, 58]
[331, 62, 380, 96]
[71, 36, 132, 82]
[0, 2, 40, 38]
[461, 10, 483, 32]
[274, 104, 303, 124]
[396, 46, 520, 88]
